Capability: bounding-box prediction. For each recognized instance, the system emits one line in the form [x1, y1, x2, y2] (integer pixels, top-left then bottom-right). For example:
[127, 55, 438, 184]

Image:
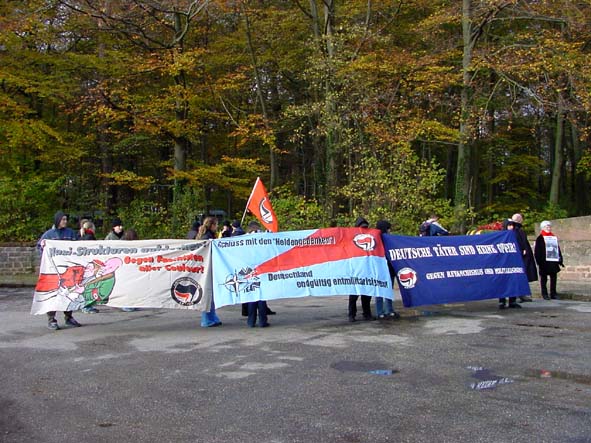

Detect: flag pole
[241, 177, 259, 225]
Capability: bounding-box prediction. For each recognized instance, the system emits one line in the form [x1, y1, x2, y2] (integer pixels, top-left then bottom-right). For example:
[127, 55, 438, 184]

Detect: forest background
[1, 0, 591, 241]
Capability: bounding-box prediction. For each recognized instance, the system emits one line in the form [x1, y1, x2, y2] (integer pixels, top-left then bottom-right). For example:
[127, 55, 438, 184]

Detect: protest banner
[212, 227, 393, 308]
[382, 231, 531, 308]
[31, 239, 213, 314]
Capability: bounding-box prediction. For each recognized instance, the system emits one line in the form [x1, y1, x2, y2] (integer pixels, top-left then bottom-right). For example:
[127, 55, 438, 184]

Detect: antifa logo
[259, 198, 274, 224]
[171, 277, 203, 306]
[353, 233, 376, 251]
[397, 267, 418, 289]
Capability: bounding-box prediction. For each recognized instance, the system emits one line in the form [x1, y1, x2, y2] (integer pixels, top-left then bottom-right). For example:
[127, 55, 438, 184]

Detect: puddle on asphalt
[525, 369, 591, 385]
[467, 366, 514, 390]
[331, 360, 398, 375]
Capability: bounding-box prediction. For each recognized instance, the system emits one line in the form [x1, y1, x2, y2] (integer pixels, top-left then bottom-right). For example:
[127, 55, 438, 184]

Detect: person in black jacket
[534, 220, 564, 300]
[499, 220, 522, 309]
[347, 217, 375, 322]
[510, 213, 537, 302]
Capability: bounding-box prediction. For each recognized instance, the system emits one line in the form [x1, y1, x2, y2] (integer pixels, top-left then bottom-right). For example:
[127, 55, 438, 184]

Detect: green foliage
[0, 175, 63, 241]
[270, 185, 327, 231]
[115, 200, 172, 240]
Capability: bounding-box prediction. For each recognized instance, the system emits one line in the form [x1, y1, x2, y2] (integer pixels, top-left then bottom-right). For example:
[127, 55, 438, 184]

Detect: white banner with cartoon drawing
[31, 239, 213, 314]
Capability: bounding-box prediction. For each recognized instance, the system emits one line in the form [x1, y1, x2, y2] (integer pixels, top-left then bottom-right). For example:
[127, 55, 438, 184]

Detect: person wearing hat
[104, 217, 138, 312]
[534, 221, 564, 300]
[187, 220, 201, 239]
[105, 217, 124, 240]
[230, 220, 246, 237]
[36, 211, 82, 330]
[219, 220, 232, 238]
[348, 217, 375, 322]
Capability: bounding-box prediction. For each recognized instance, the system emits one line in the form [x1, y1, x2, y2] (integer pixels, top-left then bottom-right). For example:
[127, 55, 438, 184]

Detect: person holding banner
[198, 217, 223, 327]
[374, 220, 400, 320]
[534, 221, 564, 300]
[36, 211, 82, 330]
[348, 217, 375, 322]
[498, 220, 521, 309]
[510, 213, 536, 303]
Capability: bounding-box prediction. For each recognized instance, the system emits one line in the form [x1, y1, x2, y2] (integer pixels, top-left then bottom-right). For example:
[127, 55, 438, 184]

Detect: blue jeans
[201, 299, 222, 327]
[247, 300, 269, 327]
[375, 297, 393, 316]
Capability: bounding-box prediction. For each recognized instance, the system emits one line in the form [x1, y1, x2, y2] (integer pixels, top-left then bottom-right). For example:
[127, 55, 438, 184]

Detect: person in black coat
[510, 213, 537, 302]
[534, 220, 564, 300]
[499, 220, 521, 309]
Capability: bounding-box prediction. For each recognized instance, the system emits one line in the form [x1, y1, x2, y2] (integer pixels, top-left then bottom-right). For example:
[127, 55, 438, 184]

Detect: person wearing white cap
[534, 221, 564, 300]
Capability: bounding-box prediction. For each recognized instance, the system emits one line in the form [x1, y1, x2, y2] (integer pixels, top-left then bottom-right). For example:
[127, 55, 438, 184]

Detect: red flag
[246, 177, 279, 232]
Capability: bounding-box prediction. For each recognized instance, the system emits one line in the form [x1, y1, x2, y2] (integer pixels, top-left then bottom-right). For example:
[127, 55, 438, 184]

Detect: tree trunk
[549, 108, 564, 205]
[454, 0, 473, 232]
[243, 5, 277, 189]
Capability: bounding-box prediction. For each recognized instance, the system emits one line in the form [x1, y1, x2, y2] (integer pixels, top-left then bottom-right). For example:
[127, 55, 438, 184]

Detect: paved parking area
[1, 287, 590, 443]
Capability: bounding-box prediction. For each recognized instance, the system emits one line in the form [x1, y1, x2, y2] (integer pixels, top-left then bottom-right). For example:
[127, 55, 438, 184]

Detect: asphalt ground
[1, 287, 590, 443]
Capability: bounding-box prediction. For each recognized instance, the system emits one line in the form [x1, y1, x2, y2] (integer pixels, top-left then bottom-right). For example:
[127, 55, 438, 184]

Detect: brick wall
[0, 244, 39, 275]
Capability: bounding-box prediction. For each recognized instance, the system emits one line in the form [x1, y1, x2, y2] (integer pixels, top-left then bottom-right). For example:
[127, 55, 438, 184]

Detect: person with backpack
[419, 215, 449, 237]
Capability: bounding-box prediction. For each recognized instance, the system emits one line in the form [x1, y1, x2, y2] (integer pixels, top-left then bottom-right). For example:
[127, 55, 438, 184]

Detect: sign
[212, 227, 393, 308]
[382, 231, 531, 307]
[32, 239, 213, 314]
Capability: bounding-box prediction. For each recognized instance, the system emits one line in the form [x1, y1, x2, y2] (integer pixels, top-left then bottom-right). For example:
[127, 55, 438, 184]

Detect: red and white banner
[246, 177, 279, 232]
[31, 239, 213, 315]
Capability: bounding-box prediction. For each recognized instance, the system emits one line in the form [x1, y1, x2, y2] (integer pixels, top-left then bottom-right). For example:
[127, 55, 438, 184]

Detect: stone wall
[0, 244, 39, 275]
[1, 219, 590, 281]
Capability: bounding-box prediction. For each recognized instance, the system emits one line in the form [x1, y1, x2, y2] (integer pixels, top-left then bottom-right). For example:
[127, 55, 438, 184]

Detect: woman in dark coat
[510, 213, 537, 302]
[534, 220, 564, 300]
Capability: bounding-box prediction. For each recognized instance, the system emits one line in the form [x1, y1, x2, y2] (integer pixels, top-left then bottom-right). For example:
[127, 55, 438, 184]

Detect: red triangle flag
[246, 177, 279, 232]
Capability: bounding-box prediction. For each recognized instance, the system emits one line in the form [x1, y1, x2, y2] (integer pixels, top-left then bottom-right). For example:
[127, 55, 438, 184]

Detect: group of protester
[498, 213, 564, 309]
[36, 210, 564, 331]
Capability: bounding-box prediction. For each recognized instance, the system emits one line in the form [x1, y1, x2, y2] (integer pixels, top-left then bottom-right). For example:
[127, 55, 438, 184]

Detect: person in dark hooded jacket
[37, 211, 81, 330]
[347, 217, 375, 322]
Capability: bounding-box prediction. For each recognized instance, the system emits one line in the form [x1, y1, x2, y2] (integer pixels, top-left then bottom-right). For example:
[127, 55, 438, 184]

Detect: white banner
[31, 239, 213, 315]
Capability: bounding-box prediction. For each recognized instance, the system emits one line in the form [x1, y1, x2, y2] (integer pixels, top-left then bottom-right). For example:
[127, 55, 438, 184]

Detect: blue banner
[382, 231, 531, 307]
[212, 228, 393, 308]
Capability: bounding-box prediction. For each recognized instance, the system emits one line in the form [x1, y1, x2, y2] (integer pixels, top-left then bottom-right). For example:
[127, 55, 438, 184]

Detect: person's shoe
[65, 317, 81, 327]
[266, 307, 276, 315]
[520, 296, 533, 302]
[498, 303, 507, 310]
[348, 316, 356, 322]
[120, 307, 138, 312]
[389, 312, 401, 319]
[362, 315, 376, 321]
[550, 294, 559, 300]
[47, 319, 59, 330]
[259, 323, 270, 328]
[378, 314, 386, 319]
[542, 294, 551, 300]
[508, 303, 522, 309]
[82, 306, 99, 314]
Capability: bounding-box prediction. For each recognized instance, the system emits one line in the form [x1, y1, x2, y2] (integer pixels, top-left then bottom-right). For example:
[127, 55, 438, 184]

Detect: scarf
[541, 230, 554, 237]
